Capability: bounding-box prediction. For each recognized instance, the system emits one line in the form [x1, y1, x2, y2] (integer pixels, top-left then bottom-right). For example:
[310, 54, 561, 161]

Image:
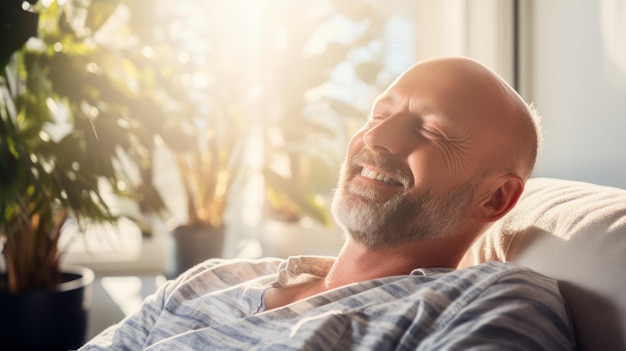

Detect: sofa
[461, 177, 626, 351]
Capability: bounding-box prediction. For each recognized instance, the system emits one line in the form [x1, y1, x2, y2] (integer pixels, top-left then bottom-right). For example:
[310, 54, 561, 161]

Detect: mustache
[349, 149, 414, 188]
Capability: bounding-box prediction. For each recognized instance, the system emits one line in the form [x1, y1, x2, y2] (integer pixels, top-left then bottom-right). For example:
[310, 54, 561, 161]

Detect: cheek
[407, 151, 438, 184]
[407, 149, 457, 190]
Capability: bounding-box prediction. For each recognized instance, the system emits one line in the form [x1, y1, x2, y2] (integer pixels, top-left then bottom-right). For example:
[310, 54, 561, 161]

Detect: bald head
[389, 56, 540, 180]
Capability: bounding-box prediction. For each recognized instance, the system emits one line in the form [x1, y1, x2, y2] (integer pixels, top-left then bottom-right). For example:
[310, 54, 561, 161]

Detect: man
[81, 57, 575, 350]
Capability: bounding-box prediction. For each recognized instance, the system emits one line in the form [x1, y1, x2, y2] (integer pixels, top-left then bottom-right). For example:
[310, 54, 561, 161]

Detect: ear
[473, 174, 524, 223]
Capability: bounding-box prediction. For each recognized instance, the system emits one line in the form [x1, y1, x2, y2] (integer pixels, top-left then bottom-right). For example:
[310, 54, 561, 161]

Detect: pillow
[461, 177, 626, 351]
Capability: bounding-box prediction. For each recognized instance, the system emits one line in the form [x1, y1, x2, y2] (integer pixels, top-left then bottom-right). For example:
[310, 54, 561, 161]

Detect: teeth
[360, 168, 402, 186]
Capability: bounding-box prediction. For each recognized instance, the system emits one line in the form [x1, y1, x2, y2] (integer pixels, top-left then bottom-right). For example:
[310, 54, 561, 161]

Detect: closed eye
[420, 128, 441, 139]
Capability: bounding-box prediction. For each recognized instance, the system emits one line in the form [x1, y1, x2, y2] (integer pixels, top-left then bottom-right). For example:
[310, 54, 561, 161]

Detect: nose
[363, 116, 413, 154]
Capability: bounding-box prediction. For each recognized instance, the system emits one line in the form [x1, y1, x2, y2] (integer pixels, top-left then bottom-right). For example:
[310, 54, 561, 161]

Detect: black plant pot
[169, 224, 225, 278]
[0, 265, 94, 351]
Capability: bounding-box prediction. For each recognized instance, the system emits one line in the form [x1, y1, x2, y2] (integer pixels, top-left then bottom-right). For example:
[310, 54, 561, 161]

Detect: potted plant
[155, 0, 395, 263]
[0, 3, 110, 348]
[155, 1, 340, 272]
[0, 1, 176, 348]
[162, 105, 248, 277]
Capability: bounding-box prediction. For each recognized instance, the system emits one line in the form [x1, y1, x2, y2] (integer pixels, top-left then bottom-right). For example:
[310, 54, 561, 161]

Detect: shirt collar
[409, 267, 455, 276]
[273, 255, 455, 286]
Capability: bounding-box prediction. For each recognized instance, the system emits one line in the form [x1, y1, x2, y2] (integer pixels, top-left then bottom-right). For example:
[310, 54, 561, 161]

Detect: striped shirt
[80, 256, 575, 350]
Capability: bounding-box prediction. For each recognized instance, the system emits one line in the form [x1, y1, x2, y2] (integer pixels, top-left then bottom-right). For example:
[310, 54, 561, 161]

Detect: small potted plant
[162, 105, 249, 276]
[156, 0, 394, 263]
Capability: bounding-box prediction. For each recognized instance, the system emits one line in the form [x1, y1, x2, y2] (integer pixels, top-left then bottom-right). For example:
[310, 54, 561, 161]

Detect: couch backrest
[461, 177, 626, 351]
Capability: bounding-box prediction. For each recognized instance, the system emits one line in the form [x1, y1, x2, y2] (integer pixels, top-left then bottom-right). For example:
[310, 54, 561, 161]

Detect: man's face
[331, 60, 504, 249]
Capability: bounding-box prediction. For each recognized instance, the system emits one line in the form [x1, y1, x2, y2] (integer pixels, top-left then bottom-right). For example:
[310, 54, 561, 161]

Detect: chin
[331, 189, 410, 249]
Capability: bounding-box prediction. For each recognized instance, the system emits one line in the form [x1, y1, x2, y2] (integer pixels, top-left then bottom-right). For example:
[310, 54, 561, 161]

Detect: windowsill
[61, 218, 170, 276]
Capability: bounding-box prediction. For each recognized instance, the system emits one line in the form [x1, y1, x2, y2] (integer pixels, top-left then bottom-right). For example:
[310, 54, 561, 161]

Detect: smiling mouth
[360, 167, 404, 187]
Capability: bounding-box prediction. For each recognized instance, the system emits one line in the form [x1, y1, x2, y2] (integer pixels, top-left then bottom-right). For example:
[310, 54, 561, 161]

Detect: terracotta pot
[170, 225, 225, 278]
[0, 265, 94, 350]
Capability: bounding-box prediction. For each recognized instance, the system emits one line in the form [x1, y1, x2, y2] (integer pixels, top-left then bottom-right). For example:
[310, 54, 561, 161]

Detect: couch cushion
[461, 177, 626, 351]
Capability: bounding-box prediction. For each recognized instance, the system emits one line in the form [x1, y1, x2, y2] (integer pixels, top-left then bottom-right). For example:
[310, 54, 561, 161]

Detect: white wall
[520, 0, 626, 188]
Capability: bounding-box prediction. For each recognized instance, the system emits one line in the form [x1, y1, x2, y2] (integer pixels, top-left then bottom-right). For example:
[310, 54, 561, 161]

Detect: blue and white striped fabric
[80, 257, 575, 350]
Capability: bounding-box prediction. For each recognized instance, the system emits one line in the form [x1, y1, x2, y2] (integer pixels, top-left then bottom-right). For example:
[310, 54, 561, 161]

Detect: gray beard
[331, 153, 478, 251]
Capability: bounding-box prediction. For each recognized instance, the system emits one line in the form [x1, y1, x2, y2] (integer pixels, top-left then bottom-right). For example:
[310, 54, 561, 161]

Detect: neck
[324, 234, 474, 290]
[263, 231, 478, 311]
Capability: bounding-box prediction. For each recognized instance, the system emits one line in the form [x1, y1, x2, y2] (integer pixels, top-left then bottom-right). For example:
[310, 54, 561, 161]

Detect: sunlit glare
[35, 0, 418, 255]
